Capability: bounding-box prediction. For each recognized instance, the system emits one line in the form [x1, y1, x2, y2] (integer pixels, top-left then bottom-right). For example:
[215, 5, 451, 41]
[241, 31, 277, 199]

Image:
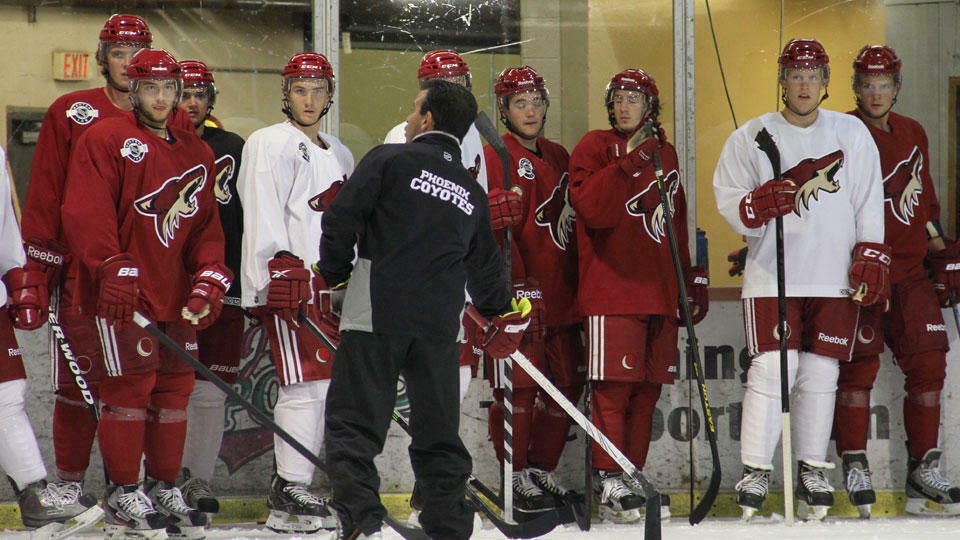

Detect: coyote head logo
[213, 154, 236, 205]
[883, 147, 923, 225]
[534, 173, 576, 250]
[135, 164, 207, 247]
[625, 169, 680, 243]
[786, 150, 844, 215]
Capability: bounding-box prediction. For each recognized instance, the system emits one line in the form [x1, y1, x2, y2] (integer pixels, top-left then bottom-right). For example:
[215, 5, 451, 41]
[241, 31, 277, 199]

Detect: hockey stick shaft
[650, 152, 720, 524]
[466, 306, 661, 540]
[131, 312, 427, 539]
[754, 127, 794, 525]
[950, 292, 960, 337]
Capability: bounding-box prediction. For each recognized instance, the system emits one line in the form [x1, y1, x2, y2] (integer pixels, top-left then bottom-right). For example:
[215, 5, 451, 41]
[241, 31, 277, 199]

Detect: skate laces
[154, 485, 194, 515]
[117, 489, 157, 518]
[283, 482, 326, 507]
[599, 473, 633, 503]
[48, 480, 83, 506]
[182, 476, 214, 500]
[735, 469, 769, 496]
[513, 470, 546, 497]
[35, 484, 66, 509]
[919, 461, 953, 492]
[528, 468, 569, 497]
[800, 466, 835, 493]
[846, 464, 873, 493]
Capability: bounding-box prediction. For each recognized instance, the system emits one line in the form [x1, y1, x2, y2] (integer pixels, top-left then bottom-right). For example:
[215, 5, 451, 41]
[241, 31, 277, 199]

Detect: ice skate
[593, 470, 642, 524]
[527, 466, 582, 504]
[13, 479, 104, 540]
[512, 469, 556, 513]
[734, 465, 771, 521]
[145, 478, 208, 540]
[103, 483, 169, 540]
[622, 472, 671, 521]
[796, 460, 835, 521]
[905, 448, 960, 515]
[265, 474, 337, 533]
[841, 451, 875, 518]
[177, 468, 219, 514]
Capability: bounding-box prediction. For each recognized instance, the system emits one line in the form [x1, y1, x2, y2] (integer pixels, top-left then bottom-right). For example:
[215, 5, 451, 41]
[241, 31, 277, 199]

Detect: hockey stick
[754, 126, 795, 525]
[582, 381, 593, 531]
[296, 311, 566, 538]
[950, 292, 960, 337]
[649, 151, 720, 524]
[467, 306, 662, 540]
[475, 108, 518, 522]
[132, 312, 429, 540]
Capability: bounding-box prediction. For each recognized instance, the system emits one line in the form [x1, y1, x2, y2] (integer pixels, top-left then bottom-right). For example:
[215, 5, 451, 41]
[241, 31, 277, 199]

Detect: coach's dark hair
[419, 79, 477, 142]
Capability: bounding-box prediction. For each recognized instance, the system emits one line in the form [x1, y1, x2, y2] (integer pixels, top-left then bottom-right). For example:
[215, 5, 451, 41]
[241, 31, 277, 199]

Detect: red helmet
[604, 69, 658, 106]
[100, 14, 152, 46]
[853, 45, 901, 77]
[180, 60, 214, 88]
[418, 49, 470, 80]
[127, 49, 181, 82]
[779, 39, 829, 72]
[282, 52, 335, 92]
[495, 66, 547, 98]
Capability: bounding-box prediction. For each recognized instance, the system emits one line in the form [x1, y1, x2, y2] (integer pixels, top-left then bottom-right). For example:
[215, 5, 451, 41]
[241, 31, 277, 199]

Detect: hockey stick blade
[650, 152, 720, 525]
[466, 306, 661, 540]
[132, 312, 428, 540]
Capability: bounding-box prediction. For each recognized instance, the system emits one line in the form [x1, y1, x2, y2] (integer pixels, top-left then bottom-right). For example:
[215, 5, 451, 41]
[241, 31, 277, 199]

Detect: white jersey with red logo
[385, 121, 487, 192]
[238, 121, 354, 307]
[713, 110, 884, 299]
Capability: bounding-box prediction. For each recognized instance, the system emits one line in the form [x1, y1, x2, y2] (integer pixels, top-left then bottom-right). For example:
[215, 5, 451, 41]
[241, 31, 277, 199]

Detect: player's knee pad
[796, 352, 838, 394]
[838, 355, 880, 393]
[746, 350, 799, 397]
[99, 371, 156, 409]
[901, 350, 946, 397]
[189, 379, 227, 408]
[0, 378, 27, 419]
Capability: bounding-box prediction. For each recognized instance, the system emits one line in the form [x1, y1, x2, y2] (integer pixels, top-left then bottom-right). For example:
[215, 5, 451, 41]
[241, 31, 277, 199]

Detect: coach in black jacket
[316, 80, 530, 540]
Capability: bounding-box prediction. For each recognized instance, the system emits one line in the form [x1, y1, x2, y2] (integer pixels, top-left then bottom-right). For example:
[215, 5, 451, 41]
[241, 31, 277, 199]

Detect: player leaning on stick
[568, 68, 707, 524]
[712, 38, 886, 521]
[481, 65, 585, 513]
[832, 44, 960, 518]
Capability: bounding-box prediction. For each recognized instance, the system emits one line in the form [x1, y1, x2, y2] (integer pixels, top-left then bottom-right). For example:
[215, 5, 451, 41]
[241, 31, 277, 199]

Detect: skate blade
[406, 509, 422, 529]
[905, 497, 960, 516]
[856, 504, 872, 519]
[797, 501, 829, 521]
[739, 505, 759, 522]
[165, 524, 205, 540]
[597, 506, 641, 524]
[265, 510, 337, 533]
[30, 505, 105, 540]
[104, 523, 169, 540]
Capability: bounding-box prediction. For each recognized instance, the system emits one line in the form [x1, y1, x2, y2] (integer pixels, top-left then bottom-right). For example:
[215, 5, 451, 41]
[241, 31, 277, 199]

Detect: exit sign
[53, 51, 91, 81]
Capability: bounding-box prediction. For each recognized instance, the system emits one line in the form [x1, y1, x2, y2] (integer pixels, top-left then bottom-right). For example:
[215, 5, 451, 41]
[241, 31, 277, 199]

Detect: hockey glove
[930, 239, 960, 307]
[267, 252, 311, 326]
[182, 264, 233, 330]
[488, 188, 523, 230]
[311, 266, 345, 348]
[96, 254, 140, 325]
[849, 242, 892, 307]
[308, 179, 343, 213]
[513, 278, 545, 339]
[682, 266, 710, 325]
[728, 246, 748, 277]
[619, 120, 663, 177]
[4, 238, 68, 330]
[481, 297, 532, 359]
[738, 180, 796, 229]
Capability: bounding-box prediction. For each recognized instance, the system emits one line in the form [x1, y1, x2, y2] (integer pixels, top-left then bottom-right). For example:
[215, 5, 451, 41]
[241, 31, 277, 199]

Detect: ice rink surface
[5, 516, 960, 540]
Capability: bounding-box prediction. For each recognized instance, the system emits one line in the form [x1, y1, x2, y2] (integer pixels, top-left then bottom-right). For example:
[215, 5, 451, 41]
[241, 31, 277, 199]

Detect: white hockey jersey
[238, 121, 354, 307]
[713, 110, 884, 299]
[384, 121, 488, 192]
[0, 146, 25, 306]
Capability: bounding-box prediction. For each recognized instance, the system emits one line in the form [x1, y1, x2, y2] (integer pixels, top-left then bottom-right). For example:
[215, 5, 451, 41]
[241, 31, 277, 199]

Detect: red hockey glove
[619, 120, 663, 177]
[682, 266, 710, 325]
[488, 188, 523, 231]
[728, 246, 748, 277]
[182, 265, 233, 330]
[849, 242, 892, 307]
[512, 279, 545, 339]
[3, 267, 48, 330]
[308, 179, 343, 213]
[267, 252, 311, 325]
[930, 239, 960, 307]
[738, 180, 796, 229]
[481, 297, 532, 359]
[96, 254, 140, 325]
[311, 266, 344, 348]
